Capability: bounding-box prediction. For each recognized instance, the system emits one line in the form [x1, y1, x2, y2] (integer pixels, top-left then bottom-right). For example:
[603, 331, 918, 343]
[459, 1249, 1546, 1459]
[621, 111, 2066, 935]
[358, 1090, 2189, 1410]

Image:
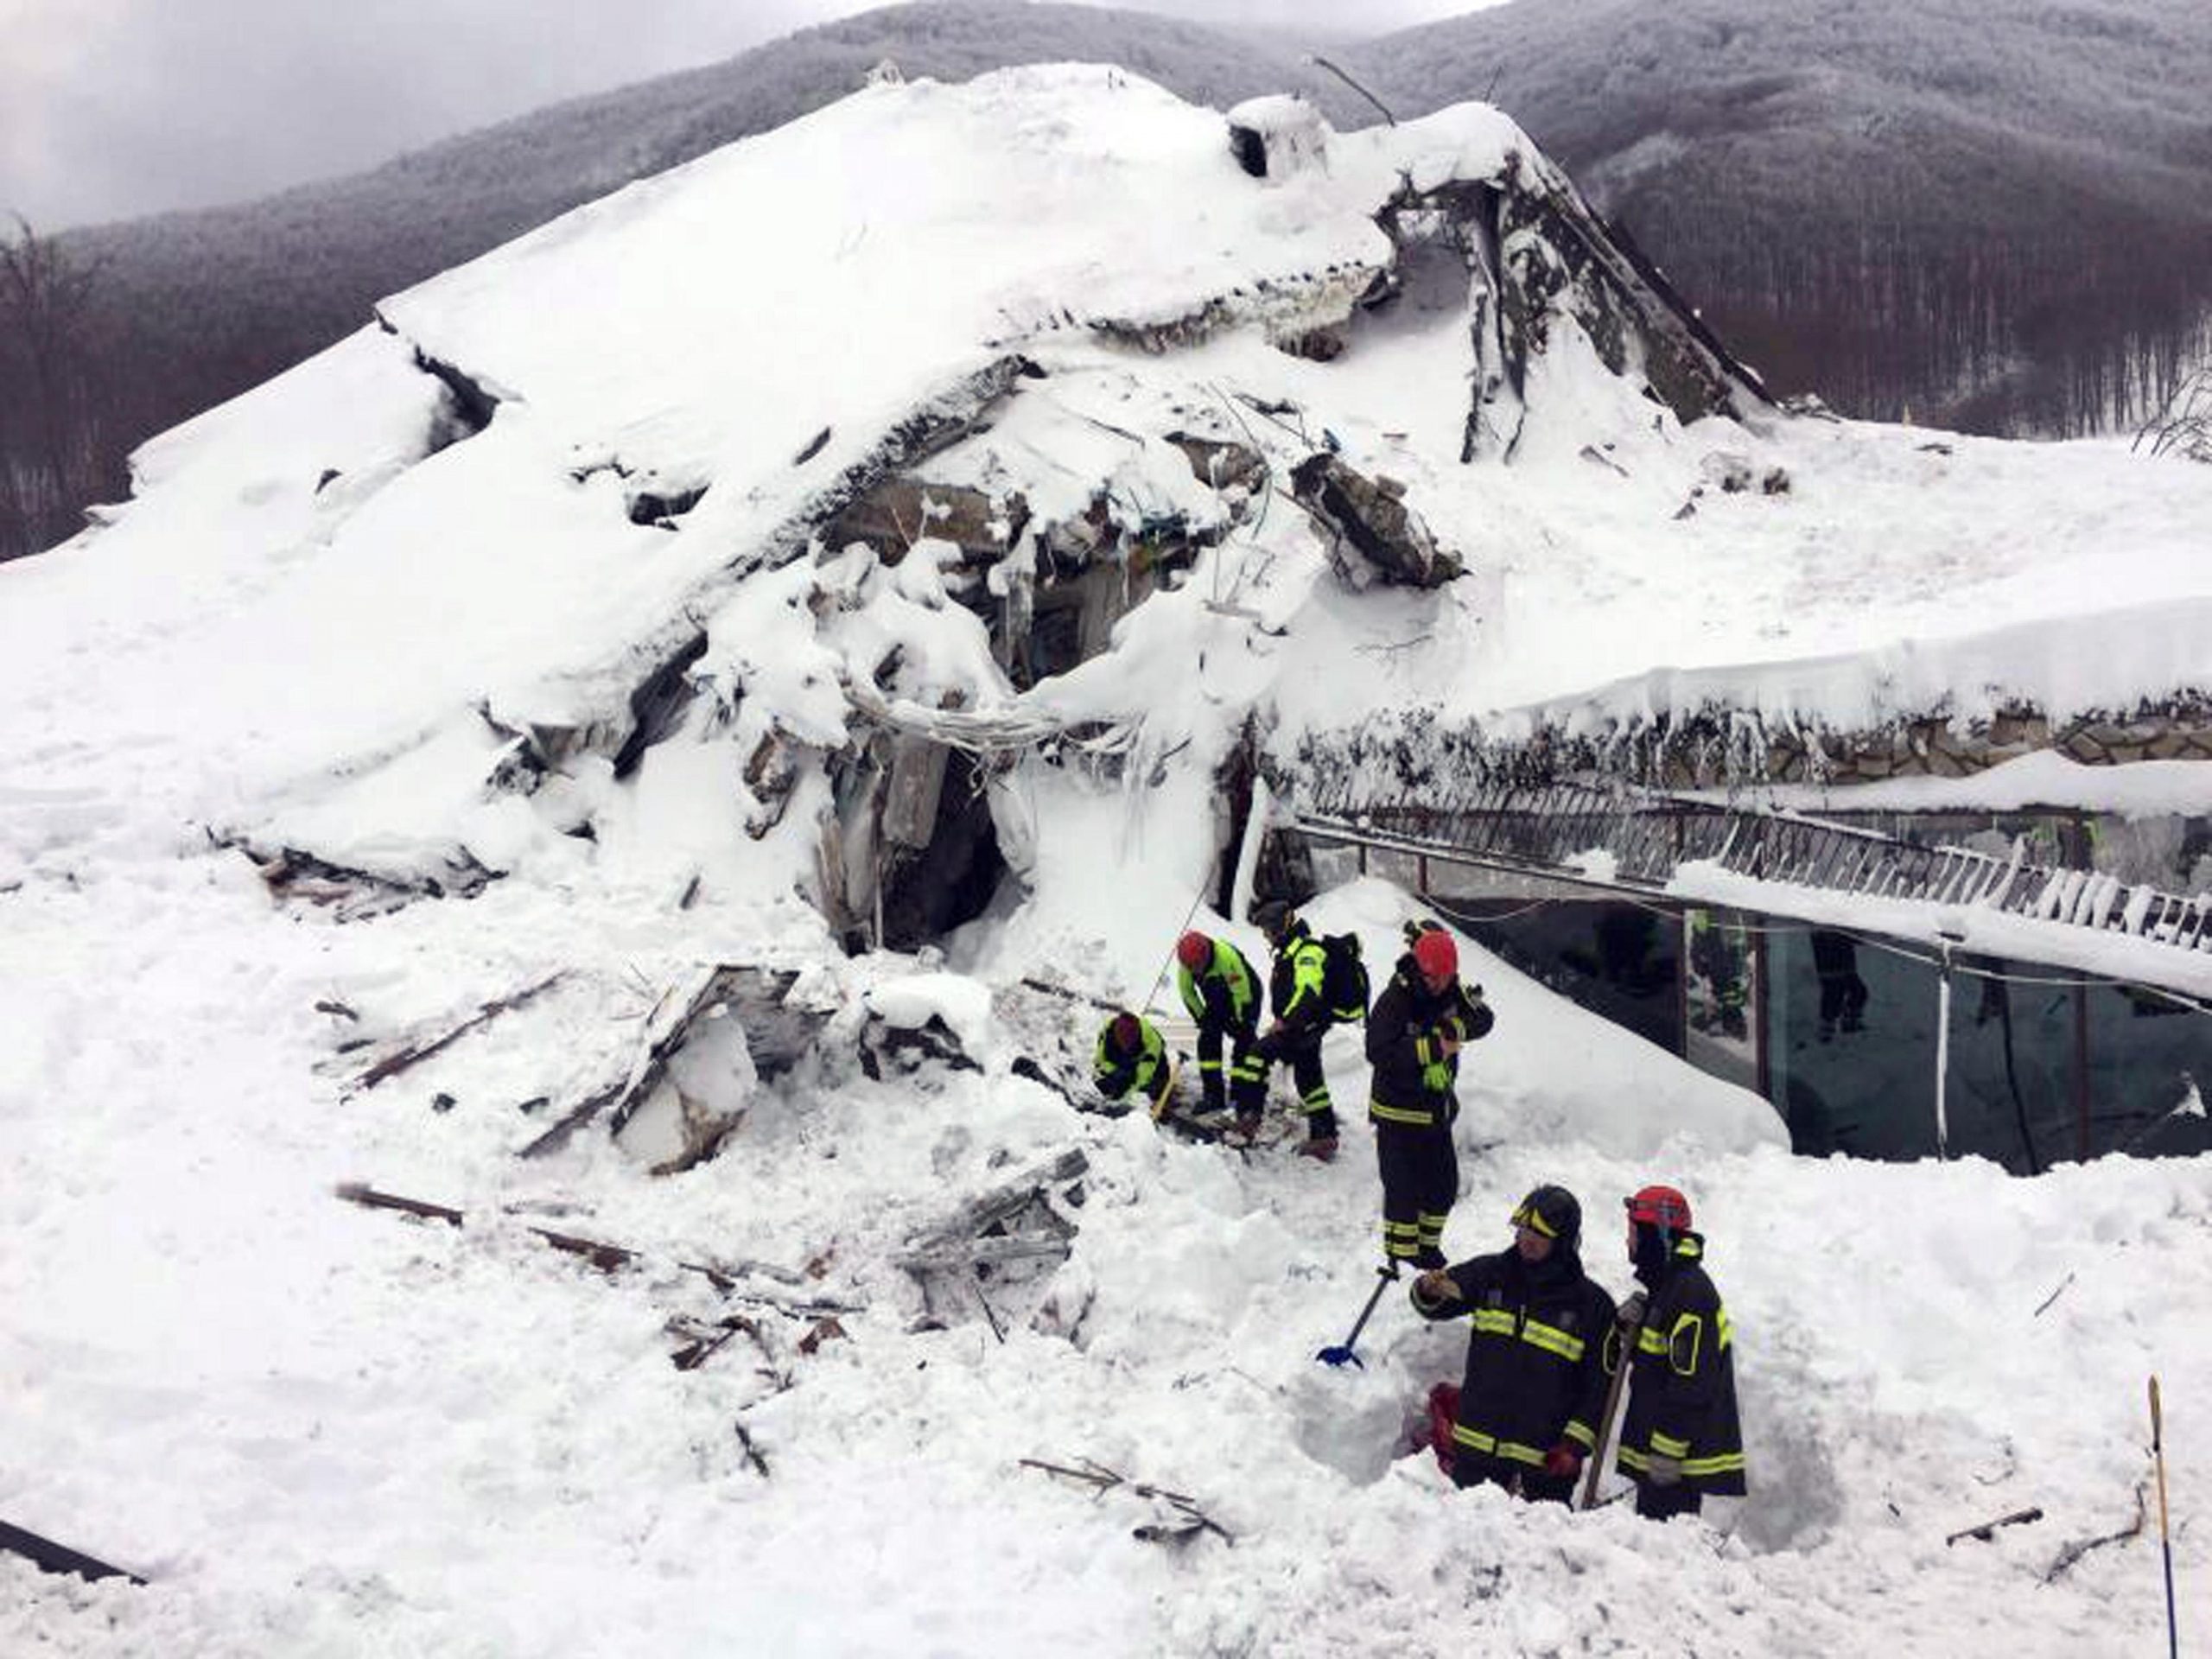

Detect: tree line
[5, 0, 2210, 562]
[0, 217, 122, 559]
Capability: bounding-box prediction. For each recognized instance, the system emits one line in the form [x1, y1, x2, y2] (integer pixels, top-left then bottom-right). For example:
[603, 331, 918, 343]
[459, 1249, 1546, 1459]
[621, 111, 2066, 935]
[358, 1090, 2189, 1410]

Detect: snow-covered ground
[2, 64, 2205, 1656]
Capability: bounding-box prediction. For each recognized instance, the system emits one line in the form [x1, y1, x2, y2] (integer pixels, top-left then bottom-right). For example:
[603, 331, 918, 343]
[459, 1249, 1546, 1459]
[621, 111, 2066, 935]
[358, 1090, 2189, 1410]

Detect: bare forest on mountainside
[1342, 0, 2212, 435]
[5, 0, 2211, 561]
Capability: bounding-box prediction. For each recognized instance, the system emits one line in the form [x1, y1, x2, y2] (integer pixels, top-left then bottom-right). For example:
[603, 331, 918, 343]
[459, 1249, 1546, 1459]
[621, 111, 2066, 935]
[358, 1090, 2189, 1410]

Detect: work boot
[1297, 1135, 1338, 1162]
[1413, 1246, 1448, 1271]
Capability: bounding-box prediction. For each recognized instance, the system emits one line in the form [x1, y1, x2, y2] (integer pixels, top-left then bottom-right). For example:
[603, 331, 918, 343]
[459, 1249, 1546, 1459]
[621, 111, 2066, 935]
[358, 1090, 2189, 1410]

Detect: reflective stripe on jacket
[1364, 953, 1491, 1129]
[1268, 918, 1330, 1035]
[1178, 938, 1260, 1033]
[1412, 1247, 1618, 1478]
[1615, 1233, 1746, 1495]
[1092, 1017, 1167, 1110]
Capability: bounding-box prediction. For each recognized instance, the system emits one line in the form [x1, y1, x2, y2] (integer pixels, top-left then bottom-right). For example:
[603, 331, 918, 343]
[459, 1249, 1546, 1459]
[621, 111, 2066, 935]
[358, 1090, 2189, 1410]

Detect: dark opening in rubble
[1360, 216, 1475, 338]
[878, 756, 1007, 952]
[627, 482, 710, 528]
[612, 632, 709, 780]
[375, 312, 501, 453]
[1228, 124, 1268, 179]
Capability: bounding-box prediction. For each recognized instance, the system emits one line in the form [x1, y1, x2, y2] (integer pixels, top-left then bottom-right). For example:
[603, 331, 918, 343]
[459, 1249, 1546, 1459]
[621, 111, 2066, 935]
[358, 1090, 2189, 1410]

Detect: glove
[1543, 1442, 1582, 1479]
[1618, 1292, 1649, 1327]
[1645, 1452, 1682, 1488]
[1421, 1059, 1452, 1091]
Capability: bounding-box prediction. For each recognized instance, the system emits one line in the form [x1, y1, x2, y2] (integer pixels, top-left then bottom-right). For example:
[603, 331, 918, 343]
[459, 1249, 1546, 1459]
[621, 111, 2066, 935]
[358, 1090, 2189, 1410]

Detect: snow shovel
[1149, 1055, 1184, 1123]
[1578, 1308, 1644, 1510]
[1316, 1266, 1397, 1368]
[2151, 1376, 2177, 1659]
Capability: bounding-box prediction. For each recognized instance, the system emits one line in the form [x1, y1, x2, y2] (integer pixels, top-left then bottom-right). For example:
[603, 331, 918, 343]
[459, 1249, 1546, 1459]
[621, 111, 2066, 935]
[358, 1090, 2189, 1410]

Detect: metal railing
[1293, 777, 2212, 959]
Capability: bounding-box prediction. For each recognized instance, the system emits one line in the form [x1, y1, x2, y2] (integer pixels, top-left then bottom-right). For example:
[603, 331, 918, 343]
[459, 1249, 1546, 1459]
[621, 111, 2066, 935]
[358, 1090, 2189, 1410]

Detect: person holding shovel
[1614, 1183, 1746, 1520]
[1410, 1184, 1618, 1503]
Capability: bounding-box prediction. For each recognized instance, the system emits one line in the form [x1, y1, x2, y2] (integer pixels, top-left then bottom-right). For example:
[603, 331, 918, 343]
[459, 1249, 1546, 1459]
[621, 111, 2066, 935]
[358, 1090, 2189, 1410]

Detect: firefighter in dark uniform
[1411, 1185, 1618, 1502]
[1364, 922, 1491, 1269]
[1615, 1184, 1746, 1520]
[1175, 931, 1267, 1131]
[1251, 900, 1342, 1160]
[1092, 1012, 1173, 1117]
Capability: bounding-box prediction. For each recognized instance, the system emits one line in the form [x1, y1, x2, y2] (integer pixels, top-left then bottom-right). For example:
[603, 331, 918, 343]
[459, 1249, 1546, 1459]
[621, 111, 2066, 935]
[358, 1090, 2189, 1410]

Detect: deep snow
[2, 64, 2205, 1657]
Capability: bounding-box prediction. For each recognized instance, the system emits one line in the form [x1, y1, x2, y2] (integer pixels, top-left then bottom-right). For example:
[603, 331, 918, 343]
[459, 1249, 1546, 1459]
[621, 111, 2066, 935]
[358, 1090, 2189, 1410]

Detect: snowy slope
[1, 65, 2207, 1657]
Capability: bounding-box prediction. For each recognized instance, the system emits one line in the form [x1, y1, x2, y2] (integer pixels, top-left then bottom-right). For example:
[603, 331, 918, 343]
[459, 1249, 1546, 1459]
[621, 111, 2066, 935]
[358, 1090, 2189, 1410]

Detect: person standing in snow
[1250, 899, 1342, 1160]
[1175, 930, 1267, 1133]
[1410, 1185, 1618, 1502]
[1092, 1011, 1173, 1117]
[1614, 1184, 1745, 1520]
[1364, 921, 1491, 1270]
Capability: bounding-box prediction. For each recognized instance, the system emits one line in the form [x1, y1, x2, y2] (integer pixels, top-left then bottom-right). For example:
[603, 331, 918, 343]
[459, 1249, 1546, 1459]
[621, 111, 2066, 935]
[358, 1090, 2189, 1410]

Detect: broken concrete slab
[1289, 452, 1464, 589]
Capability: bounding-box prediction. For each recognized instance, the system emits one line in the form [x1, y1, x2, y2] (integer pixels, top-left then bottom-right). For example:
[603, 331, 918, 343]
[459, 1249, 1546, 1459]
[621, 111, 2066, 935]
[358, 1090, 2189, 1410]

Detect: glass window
[1941, 957, 2075, 1173]
[1456, 897, 1682, 1057]
[1683, 910, 1758, 1092]
[1765, 925, 1942, 1160]
[2082, 982, 2212, 1160]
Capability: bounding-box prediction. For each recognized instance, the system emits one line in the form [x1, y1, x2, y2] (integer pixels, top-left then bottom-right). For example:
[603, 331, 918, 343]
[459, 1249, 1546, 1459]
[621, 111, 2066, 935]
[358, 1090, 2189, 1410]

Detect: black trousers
[1635, 1482, 1705, 1521]
[1196, 1020, 1265, 1116]
[1452, 1455, 1573, 1506]
[1818, 972, 1868, 1032]
[1376, 1119, 1457, 1264]
[1257, 1028, 1335, 1128]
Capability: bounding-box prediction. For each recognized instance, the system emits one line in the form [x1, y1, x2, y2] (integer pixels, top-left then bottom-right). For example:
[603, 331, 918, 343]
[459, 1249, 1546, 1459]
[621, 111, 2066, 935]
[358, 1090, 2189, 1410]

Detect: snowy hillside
[2, 66, 2206, 1656]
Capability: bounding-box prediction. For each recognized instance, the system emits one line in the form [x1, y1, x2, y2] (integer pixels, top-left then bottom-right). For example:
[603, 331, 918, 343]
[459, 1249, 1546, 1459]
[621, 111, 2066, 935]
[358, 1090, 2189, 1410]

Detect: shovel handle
[1579, 1313, 1643, 1510]
[1316, 1268, 1396, 1367]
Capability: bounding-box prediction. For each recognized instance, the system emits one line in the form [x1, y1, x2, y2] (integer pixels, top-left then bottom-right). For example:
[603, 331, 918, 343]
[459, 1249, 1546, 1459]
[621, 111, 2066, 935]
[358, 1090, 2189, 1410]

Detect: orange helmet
[1625, 1185, 1692, 1233]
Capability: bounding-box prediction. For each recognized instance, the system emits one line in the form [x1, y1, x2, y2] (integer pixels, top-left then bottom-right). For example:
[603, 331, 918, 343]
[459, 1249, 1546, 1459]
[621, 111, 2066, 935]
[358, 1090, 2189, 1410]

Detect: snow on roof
[2, 65, 2211, 1656]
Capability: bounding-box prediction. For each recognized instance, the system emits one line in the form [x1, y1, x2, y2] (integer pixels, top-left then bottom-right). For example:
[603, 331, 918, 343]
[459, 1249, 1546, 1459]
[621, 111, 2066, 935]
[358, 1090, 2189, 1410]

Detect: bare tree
[0, 214, 109, 560]
[2133, 365, 2212, 464]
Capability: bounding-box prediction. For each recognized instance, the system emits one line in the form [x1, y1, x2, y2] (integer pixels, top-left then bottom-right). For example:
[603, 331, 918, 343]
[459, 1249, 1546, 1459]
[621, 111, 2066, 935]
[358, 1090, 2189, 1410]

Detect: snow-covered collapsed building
[10, 66, 2206, 1178]
[10, 63, 2212, 1654]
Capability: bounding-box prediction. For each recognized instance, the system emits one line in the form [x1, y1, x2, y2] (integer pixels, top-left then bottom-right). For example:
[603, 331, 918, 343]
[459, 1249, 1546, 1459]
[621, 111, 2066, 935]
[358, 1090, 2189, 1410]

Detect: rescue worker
[1410, 1185, 1618, 1503]
[1615, 1184, 1746, 1520]
[1808, 928, 1869, 1040]
[1251, 899, 1341, 1160]
[1365, 921, 1491, 1270]
[1175, 930, 1267, 1133]
[1092, 1011, 1173, 1117]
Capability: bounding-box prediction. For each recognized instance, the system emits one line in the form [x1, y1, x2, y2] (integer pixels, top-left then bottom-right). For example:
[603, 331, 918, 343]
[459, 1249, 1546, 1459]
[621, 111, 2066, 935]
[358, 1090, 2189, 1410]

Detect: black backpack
[1320, 932, 1369, 1025]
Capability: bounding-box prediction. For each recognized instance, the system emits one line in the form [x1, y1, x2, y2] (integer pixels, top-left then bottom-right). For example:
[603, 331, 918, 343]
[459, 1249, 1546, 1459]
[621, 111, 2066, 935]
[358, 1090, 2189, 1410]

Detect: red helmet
[1109, 1013, 1143, 1052]
[1176, 931, 1211, 970]
[1412, 926, 1458, 980]
[1625, 1185, 1692, 1233]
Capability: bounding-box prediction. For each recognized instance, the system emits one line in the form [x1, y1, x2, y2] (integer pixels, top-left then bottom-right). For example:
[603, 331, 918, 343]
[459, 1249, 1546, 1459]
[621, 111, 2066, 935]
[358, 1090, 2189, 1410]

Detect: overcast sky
[2, 0, 1494, 232]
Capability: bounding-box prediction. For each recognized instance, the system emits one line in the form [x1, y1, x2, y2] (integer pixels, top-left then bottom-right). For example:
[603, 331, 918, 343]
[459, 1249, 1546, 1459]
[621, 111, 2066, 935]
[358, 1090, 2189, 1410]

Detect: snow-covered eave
[1668, 861, 2212, 1005]
[1497, 599, 2212, 743]
[1675, 749, 2212, 821]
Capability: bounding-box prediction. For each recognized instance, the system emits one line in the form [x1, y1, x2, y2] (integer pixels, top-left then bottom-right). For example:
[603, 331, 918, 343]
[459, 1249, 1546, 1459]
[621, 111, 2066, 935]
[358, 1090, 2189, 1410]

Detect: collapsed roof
[4, 66, 2208, 998]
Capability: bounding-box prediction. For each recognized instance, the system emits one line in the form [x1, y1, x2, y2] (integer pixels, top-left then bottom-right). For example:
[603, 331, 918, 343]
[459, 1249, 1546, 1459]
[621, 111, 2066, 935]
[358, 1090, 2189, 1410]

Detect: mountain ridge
[5, 0, 2209, 563]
